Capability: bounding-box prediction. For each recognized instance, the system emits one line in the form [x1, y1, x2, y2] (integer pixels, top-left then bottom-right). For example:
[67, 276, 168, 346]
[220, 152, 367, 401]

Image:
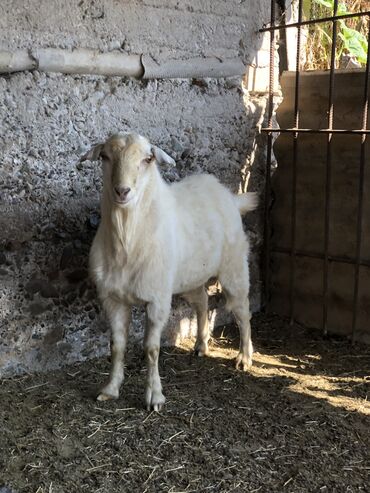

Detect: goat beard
[111, 203, 138, 257]
[107, 180, 153, 258]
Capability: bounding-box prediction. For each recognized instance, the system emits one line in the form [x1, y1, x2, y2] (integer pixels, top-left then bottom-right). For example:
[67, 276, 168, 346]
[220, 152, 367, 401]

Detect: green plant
[303, 0, 369, 69]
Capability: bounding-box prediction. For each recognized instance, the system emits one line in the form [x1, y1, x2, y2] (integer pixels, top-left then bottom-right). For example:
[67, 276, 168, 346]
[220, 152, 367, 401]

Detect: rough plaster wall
[0, 0, 271, 375]
[1, 0, 269, 63]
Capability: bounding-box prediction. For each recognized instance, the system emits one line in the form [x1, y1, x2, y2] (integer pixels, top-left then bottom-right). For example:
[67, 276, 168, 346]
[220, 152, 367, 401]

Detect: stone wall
[0, 0, 271, 375]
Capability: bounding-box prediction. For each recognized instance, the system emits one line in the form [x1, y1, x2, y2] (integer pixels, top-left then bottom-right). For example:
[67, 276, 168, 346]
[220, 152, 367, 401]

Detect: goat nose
[114, 186, 131, 199]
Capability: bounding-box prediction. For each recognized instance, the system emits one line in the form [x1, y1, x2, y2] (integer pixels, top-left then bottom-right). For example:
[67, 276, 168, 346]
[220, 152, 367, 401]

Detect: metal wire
[260, 10, 370, 32]
[322, 0, 339, 336]
[289, 0, 303, 324]
[261, 128, 370, 134]
[351, 23, 370, 340]
[273, 247, 370, 269]
[263, 0, 276, 311]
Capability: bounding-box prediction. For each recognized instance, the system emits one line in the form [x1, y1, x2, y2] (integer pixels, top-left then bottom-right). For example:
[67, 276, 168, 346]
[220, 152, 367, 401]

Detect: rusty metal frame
[261, 0, 370, 340]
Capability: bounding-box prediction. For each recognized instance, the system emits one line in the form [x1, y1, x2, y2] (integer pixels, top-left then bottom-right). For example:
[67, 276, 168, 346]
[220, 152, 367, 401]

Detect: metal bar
[263, 0, 276, 311]
[351, 24, 370, 341]
[276, 2, 288, 74]
[259, 10, 370, 32]
[261, 128, 370, 134]
[323, 0, 339, 336]
[289, 0, 303, 324]
[272, 247, 370, 269]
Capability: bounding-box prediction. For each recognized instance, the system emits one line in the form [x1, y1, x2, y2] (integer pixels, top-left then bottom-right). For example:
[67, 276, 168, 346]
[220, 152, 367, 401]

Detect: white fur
[85, 133, 257, 410]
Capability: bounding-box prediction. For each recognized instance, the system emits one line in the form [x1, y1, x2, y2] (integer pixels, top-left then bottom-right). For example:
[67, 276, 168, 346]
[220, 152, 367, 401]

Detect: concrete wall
[0, 0, 271, 375]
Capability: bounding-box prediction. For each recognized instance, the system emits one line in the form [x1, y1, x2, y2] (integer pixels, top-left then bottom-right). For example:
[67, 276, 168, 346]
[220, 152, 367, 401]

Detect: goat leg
[97, 300, 131, 401]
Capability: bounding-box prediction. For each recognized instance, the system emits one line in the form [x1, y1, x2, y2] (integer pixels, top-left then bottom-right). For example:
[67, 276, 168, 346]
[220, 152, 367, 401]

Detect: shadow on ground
[0, 314, 369, 493]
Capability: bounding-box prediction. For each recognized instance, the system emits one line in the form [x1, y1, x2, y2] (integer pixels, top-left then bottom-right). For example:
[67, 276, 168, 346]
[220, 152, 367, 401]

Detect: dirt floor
[0, 314, 369, 493]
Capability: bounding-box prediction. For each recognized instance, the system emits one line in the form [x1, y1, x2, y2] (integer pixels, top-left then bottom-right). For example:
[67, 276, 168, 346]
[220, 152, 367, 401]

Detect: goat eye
[143, 155, 153, 165]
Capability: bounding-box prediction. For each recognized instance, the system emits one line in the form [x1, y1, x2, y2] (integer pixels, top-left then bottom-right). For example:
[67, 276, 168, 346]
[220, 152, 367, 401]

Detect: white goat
[80, 133, 257, 411]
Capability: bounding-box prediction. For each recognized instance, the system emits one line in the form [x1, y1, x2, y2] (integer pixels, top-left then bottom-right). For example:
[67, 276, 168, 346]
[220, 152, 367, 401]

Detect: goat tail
[234, 192, 258, 215]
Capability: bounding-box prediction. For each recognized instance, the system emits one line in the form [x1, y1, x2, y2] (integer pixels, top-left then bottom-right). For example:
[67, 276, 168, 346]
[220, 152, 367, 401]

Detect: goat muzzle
[114, 186, 131, 203]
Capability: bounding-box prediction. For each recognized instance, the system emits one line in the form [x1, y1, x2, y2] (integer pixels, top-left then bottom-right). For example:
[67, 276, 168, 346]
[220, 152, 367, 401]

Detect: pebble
[40, 283, 59, 299]
[5, 240, 23, 252]
[47, 270, 60, 281]
[25, 279, 45, 295]
[60, 245, 74, 270]
[181, 148, 191, 159]
[67, 269, 88, 283]
[170, 137, 183, 154]
[25, 278, 58, 298]
[29, 302, 50, 316]
[87, 212, 100, 229]
[0, 486, 17, 493]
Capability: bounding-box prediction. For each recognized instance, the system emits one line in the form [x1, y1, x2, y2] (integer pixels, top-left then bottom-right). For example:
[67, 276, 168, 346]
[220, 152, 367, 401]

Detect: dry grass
[0, 314, 369, 492]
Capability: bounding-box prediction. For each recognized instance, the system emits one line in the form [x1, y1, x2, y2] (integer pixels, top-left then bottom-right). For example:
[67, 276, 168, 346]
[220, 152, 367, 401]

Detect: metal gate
[260, 0, 370, 341]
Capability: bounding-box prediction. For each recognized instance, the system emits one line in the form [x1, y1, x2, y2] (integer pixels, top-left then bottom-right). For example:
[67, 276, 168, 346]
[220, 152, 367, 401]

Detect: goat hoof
[194, 342, 209, 357]
[235, 352, 252, 371]
[146, 389, 166, 412]
[149, 403, 163, 412]
[97, 392, 117, 402]
[97, 384, 119, 401]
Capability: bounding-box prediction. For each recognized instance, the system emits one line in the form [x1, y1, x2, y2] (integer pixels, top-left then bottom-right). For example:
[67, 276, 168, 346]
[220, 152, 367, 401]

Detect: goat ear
[152, 146, 176, 167]
[79, 144, 104, 163]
